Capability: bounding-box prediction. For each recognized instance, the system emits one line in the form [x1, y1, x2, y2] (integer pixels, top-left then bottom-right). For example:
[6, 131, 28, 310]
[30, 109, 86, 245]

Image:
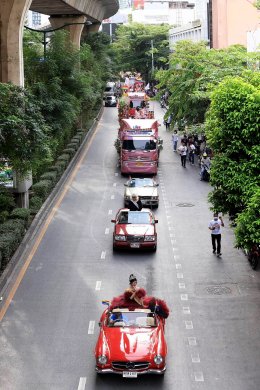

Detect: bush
[0, 219, 25, 238]
[72, 135, 82, 142]
[55, 160, 67, 174]
[63, 148, 76, 157]
[0, 185, 15, 214]
[29, 196, 43, 214]
[67, 142, 79, 150]
[70, 137, 81, 145]
[32, 180, 52, 200]
[0, 232, 20, 267]
[40, 171, 58, 184]
[0, 211, 9, 224]
[56, 153, 70, 165]
[10, 208, 31, 227]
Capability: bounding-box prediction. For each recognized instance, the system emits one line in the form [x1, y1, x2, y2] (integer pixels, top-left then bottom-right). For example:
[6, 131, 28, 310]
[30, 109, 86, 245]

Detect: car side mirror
[124, 183, 127, 186]
[155, 219, 158, 223]
[98, 322, 102, 327]
[111, 219, 116, 223]
[156, 183, 159, 187]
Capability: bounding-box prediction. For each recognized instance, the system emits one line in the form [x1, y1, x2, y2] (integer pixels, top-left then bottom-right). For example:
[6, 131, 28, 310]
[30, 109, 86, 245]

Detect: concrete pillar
[49, 15, 87, 50]
[81, 22, 101, 42]
[0, 0, 32, 86]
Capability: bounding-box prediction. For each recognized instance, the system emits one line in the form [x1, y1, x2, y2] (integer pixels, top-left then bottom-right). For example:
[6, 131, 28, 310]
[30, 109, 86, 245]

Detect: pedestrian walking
[172, 130, 178, 151]
[188, 141, 196, 165]
[165, 114, 172, 130]
[208, 213, 224, 256]
[178, 142, 187, 168]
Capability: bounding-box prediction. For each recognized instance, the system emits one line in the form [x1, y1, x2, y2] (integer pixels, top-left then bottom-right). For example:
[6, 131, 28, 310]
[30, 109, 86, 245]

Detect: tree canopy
[112, 23, 169, 81]
[156, 41, 259, 126]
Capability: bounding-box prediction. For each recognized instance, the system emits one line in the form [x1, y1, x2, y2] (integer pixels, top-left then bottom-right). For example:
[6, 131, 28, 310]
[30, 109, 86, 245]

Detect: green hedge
[56, 153, 70, 165]
[40, 171, 58, 185]
[29, 196, 43, 215]
[32, 179, 52, 200]
[0, 218, 25, 238]
[63, 147, 76, 157]
[67, 142, 80, 150]
[55, 160, 67, 174]
[0, 232, 20, 268]
[10, 208, 30, 227]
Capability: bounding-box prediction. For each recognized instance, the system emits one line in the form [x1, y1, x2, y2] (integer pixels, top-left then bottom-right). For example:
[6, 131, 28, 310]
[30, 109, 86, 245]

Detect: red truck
[117, 119, 162, 175]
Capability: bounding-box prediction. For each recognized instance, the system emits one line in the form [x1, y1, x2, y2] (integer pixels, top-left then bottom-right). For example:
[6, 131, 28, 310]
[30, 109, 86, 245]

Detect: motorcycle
[201, 165, 210, 181]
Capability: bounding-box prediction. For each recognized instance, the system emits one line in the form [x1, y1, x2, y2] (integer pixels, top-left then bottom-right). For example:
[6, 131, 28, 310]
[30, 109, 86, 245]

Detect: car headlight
[115, 235, 126, 241]
[98, 355, 107, 365]
[151, 196, 158, 200]
[150, 162, 156, 166]
[154, 355, 164, 365]
[144, 235, 155, 241]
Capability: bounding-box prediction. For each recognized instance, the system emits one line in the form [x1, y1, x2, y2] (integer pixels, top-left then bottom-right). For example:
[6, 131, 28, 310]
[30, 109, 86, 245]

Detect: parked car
[104, 96, 117, 107]
[95, 306, 167, 376]
[111, 208, 158, 251]
[124, 177, 159, 208]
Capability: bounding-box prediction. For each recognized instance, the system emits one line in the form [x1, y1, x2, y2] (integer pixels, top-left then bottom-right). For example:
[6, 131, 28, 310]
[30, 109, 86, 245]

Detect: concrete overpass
[0, 0, 119, 86]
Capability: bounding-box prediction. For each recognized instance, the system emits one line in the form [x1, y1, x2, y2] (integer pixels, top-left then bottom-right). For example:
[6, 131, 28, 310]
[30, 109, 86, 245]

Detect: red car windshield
[122, 139, 156, 151]
[107, 311, 156, 327]
[118, 211, 152, 224]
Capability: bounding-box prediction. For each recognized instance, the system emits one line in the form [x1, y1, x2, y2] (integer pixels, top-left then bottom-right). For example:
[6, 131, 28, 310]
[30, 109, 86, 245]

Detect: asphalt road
[0, 102, 259, 390]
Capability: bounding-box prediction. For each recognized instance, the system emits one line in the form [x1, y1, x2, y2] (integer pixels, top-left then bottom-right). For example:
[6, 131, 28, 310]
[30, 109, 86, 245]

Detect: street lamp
[24, 21, 92, 60]
[151, 39, 154, 75]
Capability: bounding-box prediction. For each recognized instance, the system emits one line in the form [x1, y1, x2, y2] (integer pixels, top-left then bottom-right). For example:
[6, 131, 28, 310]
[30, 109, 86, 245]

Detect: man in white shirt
[208, 213, 224, 256]
[172, 131, 178, 151]
[178, 141, 187, 168]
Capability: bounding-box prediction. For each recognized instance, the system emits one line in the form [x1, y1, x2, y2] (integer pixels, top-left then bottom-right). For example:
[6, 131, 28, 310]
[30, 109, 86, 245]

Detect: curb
[0, 107, 103, 296]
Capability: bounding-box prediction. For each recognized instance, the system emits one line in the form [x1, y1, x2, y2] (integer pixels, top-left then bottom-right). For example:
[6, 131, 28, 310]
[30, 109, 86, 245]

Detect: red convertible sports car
[95, 306, 167, 376]
[111, 208, 158, 251]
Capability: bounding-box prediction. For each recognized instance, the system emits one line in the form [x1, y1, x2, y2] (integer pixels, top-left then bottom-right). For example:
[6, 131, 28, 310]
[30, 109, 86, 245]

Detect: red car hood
[115, 224, 155, 235]
[104, 327, 161, 360]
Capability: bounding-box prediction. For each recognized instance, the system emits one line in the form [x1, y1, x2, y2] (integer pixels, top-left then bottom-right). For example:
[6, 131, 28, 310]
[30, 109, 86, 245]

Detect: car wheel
[151, 245, 157, 252]
[113, 245, 118, 252]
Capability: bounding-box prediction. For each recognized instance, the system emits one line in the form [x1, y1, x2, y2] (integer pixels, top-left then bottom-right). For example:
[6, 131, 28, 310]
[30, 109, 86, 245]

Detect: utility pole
[151, 39, 154, 74]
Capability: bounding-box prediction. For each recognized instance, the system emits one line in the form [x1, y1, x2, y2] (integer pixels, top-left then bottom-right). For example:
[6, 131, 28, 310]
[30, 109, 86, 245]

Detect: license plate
[136, 162, 143, 166]
[123, 371, 138, 378]
[130, 243, 140, 248]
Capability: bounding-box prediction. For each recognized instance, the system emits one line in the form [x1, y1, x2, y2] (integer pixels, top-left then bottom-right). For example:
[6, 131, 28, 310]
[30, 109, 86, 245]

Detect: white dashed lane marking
[181, 294, 188, 301]
[108, 210, 112, 215]
[105, 228, 109, 235]
[183, 306, 191, 314]
[188, 337, 197, 346]
[191, 353, 201, 363]
[111, 195, 115, 199]
[88, 321, 95, 334]
[185, 320, 193, 330]
[179, 282, 186, 289]
[177, 273, 183, 279]
[101, 251, 106, 260]
[194, 372, 204, 382]
[95, 281, 102, 290]
[174, 254, 180, 260]
[77, 377, 86, 390]
[113, 183, 117, 187]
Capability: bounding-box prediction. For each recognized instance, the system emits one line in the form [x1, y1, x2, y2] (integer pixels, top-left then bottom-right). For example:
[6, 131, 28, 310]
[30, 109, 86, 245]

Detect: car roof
[118, 208, 152, 213]
[122, 119, 157, 128]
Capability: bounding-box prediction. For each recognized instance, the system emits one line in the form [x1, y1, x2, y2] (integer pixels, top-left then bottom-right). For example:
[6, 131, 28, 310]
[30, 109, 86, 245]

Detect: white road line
[171, 238, 177, 244]
[191, 353, 200, 363]
[108, 209, 112, 215]
[114, 172, 118, 176]
[161, 188, 166, 193]
[105, 228, 109, 235]
[77, 377, 87, 390]
[168, 226, 173, 231]
[181, 294, 188, 301]
[183, 306, 191, 314]
[194, 372, 204, 382]
[166, 215, 171, 219]
[172, 247, 179, 252]
[113, 183, 117, 187]
[188, 337, 197, 346]
[185, 320, 193, 329]
[95, 281, 102, 290]
[177, 273, 183, 279]
[101, 251, 106, 259]
[179, 282, 186, 289]
[111, 195, 115, 199]
[176, 263, 182, 269]
[88, 321, 95, 334]
[174, 254, 180, 260]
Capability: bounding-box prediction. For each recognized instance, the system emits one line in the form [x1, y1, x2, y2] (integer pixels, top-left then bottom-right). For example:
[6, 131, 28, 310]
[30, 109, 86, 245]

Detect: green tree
[0, 83, 51, 175]
[156, 41, 258, 126]
[205, 74, 260, 245]
[112, 23, 169, 80]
